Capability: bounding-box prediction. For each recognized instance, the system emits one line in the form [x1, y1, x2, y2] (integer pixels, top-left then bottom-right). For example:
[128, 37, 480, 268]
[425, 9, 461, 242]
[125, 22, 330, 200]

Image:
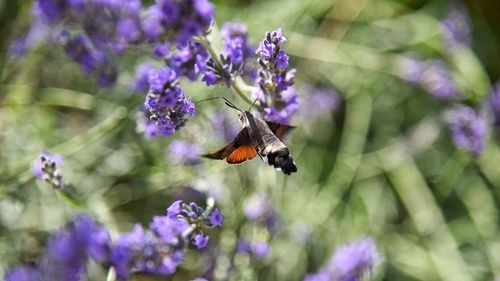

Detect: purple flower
[153, 42, 170, 59]
[131, 63, 155, 93]
[442, 3, 471, 51]
[167, 140, 201, 165]
[420, 60, 461, 100]
[330, 237, 380, 281]
[237, 239, 270, 259]
[200, 22, 257, 87]
[32, 151, 64, 189]
[488, 81, 500, 126]
[252, 242, 270, 258]
[298, 86, 340, 121]
[303, 237, 380, 281]
[444, 104, 488, 156]
[62, 33, 118, 87]
[255, 28, 297, 123]
[41, 215, 111, 281]
[167, 200, 184, 218]
[193, 234, 209, 249]
[244, 192, 279, 230]
[144, 67, 196, 137]
[210, 109, 241, 142]
[207, 208, 224, 227]
[150, 215, 189, 243]
[394, 55, 426, 84]
[12, 0, 215, 87]
[304, 271, 331, 281]
[6, 200, 223, 281]
[170, 42, 208, 81]
[220, 22, 257, 81]
[5, 265, 42, 281]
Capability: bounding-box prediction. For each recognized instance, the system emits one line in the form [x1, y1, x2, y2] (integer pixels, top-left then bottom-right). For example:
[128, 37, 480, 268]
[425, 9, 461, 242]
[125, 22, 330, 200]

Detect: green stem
[194, 36, 255, 106]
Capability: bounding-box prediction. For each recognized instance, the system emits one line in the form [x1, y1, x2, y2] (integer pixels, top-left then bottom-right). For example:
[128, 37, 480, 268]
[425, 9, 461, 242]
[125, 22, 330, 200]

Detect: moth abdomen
[266, 148, 297, 175]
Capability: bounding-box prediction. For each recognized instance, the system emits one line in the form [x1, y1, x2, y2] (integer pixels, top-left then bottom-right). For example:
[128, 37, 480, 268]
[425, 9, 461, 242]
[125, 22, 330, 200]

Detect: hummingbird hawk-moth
[203, 99, 297, 175]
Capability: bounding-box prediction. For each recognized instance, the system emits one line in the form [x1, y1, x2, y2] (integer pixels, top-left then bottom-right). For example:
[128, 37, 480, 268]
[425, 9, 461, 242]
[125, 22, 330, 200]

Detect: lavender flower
[142, 0, 214, 46]
[298, 86, 340, 121]
[488, 81, 500, 126]
[442, 3, 471, 52]
[4, 265, 42, 281]
[61, 33, 118, 87]
[144, 67, 196, 136]
[3, 215, 111, 281]
[170, 42, 209, 81]
[12, 0, 215, 86]
[32, 151, 64, 189]
[237, 239, 271, 259]
[5, 201, 223, 281]
[420, 60, 461, 100]
[396, 56, 462, 100]
[200, 22, 257, 86]
[444, 104, 487, 155]
[110, 224, 184, 279]
[42, 215, 111, 281]
[210, 109, 241, 142]
[131, 63, 155, 93]
[244, 192, 279, 231]
[167, 140, 202, 166]
[254, 28, 298, 123]
[304, 237, 380, 281]
[330, 237, 380, 281]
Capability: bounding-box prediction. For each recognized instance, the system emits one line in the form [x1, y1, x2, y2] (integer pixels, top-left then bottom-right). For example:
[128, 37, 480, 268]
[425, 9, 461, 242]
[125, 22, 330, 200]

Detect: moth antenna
[222, 97, 243, 112]
[193, 96, 221, 104]
[248, 97, 259, 111]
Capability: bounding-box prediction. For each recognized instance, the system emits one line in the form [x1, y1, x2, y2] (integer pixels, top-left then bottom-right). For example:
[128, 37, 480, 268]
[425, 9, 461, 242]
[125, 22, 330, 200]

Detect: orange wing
[226, 145, 257, 164]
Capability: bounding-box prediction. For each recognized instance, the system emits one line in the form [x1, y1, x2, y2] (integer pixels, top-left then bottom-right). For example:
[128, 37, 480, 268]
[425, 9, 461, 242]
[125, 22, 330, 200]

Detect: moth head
[237, 111, 246, 124]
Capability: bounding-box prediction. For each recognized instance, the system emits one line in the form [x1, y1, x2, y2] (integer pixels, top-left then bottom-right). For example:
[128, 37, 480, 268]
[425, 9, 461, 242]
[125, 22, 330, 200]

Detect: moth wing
[265, 121, 295, 140]
[203, 128, 254, 163]
[226, 145, 257, 164]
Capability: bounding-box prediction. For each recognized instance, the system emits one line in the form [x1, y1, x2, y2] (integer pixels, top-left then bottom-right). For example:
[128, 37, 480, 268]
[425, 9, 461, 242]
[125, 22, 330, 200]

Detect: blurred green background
[1, 0, 500, 280]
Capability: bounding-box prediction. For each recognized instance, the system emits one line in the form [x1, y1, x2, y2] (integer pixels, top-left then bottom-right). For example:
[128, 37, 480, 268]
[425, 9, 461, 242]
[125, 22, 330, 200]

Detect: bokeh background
[1, 0, 500, 280]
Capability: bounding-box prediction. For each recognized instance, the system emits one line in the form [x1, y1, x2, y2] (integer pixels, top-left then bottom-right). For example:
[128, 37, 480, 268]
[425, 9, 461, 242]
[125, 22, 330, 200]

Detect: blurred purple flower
[244, 192, 279, 230]
[330, 237, 380, 281]
[488, 81, 500, 126]
[442, 3, 471, 52]
[303, 237, 380, 281]
[4, 265, 42, 281]
[444, 104, 487, 156]
[12, 0, 214, 86]
[254, 28, 297, 123]
[153, 42, 170, 59]
[131, 63, 155, 93]
[394, 55, 426, 84]
[237, 239, 271, 259]
[396, 56, 461, 100]
[210, 110, 241, 142]
[304, 271, 331, 281]
[42, 214, 110, 281]
[420, 60, 461, 100]
[167, 140, 202, 166]
[298, 86, 340, 121]
[170, 42, 209, 81]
